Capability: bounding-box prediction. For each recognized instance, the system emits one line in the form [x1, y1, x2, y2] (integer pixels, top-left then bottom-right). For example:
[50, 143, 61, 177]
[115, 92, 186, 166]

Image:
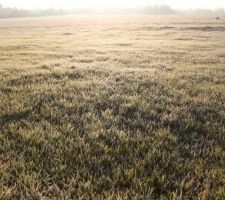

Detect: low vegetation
[0, 16, 225, 199]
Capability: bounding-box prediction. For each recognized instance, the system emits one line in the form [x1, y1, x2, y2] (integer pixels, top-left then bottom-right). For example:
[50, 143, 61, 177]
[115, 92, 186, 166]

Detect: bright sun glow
[1, 0, 225, 10]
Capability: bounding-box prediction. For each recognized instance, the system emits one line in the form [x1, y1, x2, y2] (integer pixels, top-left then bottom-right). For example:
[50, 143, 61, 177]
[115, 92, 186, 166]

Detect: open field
[0, 16, 225, 199]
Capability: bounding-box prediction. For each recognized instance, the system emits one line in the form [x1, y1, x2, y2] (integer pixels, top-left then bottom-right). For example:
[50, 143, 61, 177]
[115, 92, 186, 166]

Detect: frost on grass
[0, 16, 225, 200]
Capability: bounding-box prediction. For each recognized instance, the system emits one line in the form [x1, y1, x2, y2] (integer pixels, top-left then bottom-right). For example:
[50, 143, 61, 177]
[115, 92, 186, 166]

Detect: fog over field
[0, 1, 225, 200]
[0, 0, 225, 18]
[2, 0, 225, 10]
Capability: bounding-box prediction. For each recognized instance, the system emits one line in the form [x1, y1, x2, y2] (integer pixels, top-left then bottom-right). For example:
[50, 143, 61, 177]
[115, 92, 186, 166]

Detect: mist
[0, 1, 225, 18]
[1, 0, 225, 10]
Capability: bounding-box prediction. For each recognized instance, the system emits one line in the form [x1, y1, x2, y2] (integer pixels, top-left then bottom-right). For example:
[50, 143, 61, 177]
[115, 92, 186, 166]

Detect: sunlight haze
[1, 0, 225, 10]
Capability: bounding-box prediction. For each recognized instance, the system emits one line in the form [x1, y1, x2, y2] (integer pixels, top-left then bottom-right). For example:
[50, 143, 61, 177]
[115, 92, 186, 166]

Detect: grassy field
[0, 15, 225, 199]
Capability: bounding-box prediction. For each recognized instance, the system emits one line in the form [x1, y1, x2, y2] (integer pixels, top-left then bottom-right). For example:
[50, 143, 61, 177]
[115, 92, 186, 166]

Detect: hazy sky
[1, 0, 225, 10]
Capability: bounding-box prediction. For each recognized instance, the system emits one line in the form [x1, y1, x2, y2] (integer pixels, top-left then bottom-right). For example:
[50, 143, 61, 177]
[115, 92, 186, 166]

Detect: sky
[1, 0, 225, 10]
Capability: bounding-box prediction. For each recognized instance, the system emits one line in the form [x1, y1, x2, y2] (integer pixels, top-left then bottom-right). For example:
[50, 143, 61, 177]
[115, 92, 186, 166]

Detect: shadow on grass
[0, 110, 31, 125]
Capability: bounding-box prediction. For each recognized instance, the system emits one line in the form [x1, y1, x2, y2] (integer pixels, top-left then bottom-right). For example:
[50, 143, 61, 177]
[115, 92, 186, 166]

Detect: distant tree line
[184, 8, 225, 16]
[0, 4, 64, 18]
[0, 4, 224, 18]
[144, 5, 176, 15]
